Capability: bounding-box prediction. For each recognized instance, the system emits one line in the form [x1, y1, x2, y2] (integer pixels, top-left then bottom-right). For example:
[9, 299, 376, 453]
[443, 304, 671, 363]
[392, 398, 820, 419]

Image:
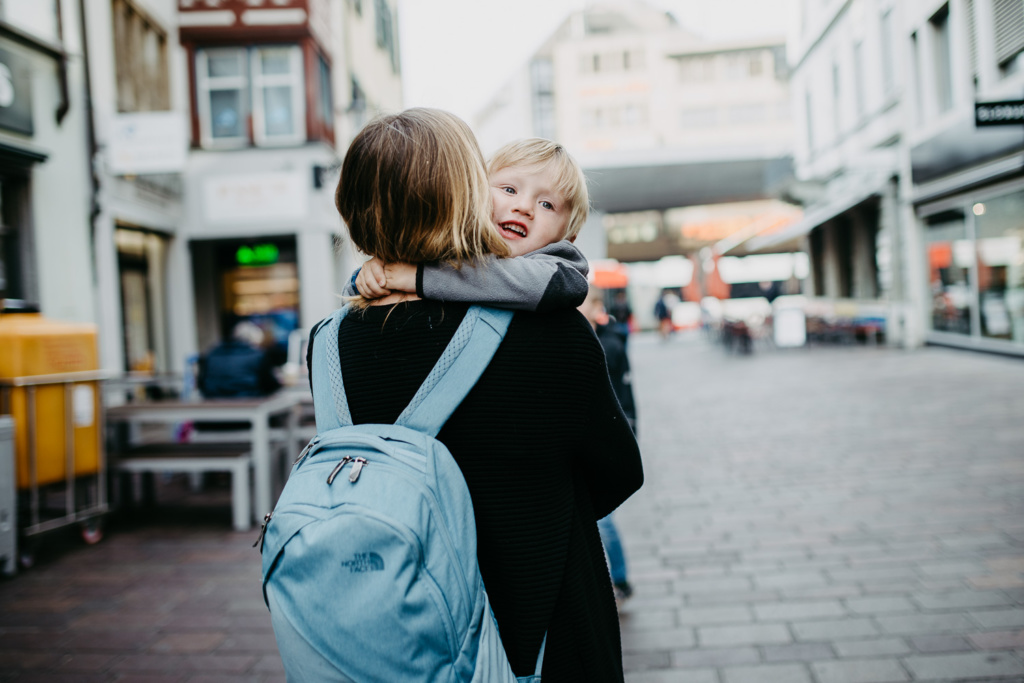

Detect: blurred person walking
[579, 286, 637, 604]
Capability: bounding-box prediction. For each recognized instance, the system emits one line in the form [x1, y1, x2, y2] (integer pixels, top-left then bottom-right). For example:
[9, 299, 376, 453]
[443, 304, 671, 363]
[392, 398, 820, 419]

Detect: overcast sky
[397, 0, 798, 122]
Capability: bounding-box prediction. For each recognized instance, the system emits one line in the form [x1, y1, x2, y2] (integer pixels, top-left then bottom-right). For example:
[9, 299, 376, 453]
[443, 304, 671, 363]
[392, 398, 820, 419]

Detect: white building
[747, 0, 907, 344]
[74, 0, 400, 378]
[0, 2, 94, 326]
[474, 1, 796, 266]
[762, 0, 1024, 354]
[906, 0, 1024, 354]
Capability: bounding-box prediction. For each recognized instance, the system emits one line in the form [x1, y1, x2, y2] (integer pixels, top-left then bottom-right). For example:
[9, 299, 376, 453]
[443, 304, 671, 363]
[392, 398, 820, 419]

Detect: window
[930, 4, 954, 114]
[994, 0, 1024, 67]
[530, 59, 556, 139]
[911, 32, 924, 123]
[349, 77, 368, 131]
[728, 103, 766, 124]
[196, 46, 306, 148]
[974, 190, 1024, 342]
[749, 52, 764, 77]
[113, 0, 170, 112]
[318, 55, 333, 130]
[853, 41, 866, 120]
[375, 0, 398, 72]
[832, 60, 842, 137]
[965, 0, 979, 83]
[679, 107, 718, 128]
[679, 55, 715, 82]
[880, 9, 896, 95]
[804, 91, 815, 152]
[0, 176, 34, 303]
[925, 210, 971, 335]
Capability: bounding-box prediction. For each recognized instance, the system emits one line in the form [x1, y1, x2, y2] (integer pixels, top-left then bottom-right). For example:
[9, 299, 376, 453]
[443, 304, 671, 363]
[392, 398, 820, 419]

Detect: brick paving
[0, 334, 1022, 682]
[617, 333, 1024, 682]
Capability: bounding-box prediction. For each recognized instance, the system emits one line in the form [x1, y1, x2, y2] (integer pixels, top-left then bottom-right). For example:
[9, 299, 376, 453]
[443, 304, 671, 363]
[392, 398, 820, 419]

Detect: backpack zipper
[294, 434, 321, 465]
[253, 511, 273, 551]
[326, 456, 352, 484]
[349, 457, 368, 483]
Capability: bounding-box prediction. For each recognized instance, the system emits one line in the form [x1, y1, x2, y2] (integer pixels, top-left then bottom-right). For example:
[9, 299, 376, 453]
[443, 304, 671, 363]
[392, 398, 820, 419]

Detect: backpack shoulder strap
[310, 306, 352, 431]
[395, 306, 513, 437]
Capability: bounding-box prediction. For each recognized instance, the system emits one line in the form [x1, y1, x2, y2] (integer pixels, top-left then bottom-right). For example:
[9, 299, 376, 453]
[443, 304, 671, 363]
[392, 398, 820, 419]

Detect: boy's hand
[355, 258, 391, 299]
[384, 262, 417, 294]
[354, 258, 418, 298]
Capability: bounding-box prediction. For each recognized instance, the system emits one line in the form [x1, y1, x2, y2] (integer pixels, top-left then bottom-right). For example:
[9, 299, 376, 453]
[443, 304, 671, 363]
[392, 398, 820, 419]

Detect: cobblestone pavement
[617, 333, 1024, 683]
[0, 335, 1022, 682]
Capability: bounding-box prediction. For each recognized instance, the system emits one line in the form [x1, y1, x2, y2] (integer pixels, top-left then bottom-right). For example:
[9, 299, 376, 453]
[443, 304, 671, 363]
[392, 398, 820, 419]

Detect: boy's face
[490, 162, 570, 257]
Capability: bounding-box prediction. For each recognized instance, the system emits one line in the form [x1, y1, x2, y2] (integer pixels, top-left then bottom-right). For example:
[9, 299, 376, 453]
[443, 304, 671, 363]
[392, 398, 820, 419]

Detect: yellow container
[0, 308, 101, 489]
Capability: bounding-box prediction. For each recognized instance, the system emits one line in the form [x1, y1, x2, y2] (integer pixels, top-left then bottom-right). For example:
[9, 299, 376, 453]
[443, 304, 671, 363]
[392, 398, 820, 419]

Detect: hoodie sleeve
[417, 240, 590, 311]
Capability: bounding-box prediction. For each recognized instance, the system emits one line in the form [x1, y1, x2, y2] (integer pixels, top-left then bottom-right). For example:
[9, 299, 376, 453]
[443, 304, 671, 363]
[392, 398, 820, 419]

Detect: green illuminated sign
[236, 243, 279, 266]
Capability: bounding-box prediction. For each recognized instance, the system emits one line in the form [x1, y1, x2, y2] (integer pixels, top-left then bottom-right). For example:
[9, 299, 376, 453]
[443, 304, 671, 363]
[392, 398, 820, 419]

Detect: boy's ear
[568, 234, 577, 243]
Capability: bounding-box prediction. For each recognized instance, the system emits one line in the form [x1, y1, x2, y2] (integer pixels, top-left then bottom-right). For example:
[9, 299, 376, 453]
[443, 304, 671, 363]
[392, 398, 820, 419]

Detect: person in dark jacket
[302, 109, 643, 681]
[579, 286, 636, 603]
[198, 320, 280, 398]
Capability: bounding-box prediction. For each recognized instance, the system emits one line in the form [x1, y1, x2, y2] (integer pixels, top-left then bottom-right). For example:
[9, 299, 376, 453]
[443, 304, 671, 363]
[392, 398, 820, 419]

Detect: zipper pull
[253, 511, 272, 551]
[349, 457, 367, 483]
[327, 456, 352, 485]
[294, 435, 321, 465]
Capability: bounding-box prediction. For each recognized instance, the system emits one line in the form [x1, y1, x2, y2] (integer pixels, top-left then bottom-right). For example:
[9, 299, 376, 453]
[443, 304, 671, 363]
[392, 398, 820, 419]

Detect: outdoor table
[105, 391, 303, 524]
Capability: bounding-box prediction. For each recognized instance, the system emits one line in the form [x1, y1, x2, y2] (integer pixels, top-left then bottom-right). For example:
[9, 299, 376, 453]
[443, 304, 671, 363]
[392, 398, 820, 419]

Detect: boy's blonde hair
[336, 108, 510, 270]
[488, 138, 590, 241]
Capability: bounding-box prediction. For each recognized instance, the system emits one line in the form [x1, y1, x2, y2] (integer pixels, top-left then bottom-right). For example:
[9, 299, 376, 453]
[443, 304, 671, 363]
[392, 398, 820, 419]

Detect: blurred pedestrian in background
[579, 285, 636, 604]
[655, 289, 677, 340]
[198, 318, 280, 398]
[609, 290, 633, 339]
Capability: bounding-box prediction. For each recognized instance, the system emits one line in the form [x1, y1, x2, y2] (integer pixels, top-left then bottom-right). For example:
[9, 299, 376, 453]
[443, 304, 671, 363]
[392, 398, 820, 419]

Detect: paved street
[1, 334, 1023, 682]
[617, 333, 1024, 682]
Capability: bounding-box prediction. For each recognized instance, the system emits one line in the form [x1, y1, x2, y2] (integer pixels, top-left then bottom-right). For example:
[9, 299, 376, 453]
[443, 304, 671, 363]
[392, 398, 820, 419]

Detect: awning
[736, 178, 891, 254]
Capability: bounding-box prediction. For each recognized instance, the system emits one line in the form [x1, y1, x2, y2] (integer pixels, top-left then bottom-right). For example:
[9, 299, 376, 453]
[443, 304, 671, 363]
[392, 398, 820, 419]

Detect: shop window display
[973, 191, 1024, 343]
[926, 211, 972, 336]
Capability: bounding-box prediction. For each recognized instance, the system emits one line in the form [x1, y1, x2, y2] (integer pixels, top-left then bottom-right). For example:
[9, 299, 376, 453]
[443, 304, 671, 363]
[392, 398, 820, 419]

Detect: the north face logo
[341, 552, 385, 573]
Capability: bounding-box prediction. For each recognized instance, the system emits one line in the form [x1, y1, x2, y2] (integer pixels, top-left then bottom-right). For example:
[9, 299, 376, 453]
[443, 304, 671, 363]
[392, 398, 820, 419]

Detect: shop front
[919, 179, 1024, 353]
[190, 235, 300, 364]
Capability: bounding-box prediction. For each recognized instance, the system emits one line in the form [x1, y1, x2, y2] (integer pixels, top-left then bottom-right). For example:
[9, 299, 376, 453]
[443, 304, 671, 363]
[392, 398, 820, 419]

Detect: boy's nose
[513, 199, 532, 217]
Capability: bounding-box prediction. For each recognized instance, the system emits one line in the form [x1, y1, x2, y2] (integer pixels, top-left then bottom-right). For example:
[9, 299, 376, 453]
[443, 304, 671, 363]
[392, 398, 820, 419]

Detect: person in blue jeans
[579, 286, 636, 604]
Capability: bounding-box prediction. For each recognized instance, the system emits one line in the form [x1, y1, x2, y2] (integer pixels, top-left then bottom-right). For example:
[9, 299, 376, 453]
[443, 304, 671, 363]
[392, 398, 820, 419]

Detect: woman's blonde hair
[488, 138, 590, 241]
[336, 108, 509, 271]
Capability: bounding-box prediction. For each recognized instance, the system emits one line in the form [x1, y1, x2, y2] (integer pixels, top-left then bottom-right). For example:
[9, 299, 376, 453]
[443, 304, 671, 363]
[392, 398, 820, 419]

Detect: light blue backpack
[260, 305, 545, 682]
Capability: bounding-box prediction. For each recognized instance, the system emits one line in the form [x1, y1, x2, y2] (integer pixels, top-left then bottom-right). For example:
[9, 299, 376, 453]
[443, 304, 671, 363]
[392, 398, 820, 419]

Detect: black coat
[308, 300, 643, 682]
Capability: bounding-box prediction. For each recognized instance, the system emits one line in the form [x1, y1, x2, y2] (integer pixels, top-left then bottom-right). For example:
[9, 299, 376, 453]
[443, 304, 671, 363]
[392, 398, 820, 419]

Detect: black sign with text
[975, 100, 1024, 127]
[0, 46, 33, 135]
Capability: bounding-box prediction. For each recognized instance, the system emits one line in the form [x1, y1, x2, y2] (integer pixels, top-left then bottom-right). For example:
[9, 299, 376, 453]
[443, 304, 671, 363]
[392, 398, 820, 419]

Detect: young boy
[351, 137, 590, 311]
[352, 137, 637, 604]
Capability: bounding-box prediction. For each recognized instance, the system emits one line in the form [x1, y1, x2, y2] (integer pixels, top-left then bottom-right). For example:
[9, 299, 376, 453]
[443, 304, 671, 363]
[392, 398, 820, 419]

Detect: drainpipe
[77, 0, 101, 282]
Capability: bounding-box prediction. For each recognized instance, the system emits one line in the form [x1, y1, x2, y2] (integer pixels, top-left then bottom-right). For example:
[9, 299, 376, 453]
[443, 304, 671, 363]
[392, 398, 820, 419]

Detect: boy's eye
[503, 186, 516, 195]
[541, 201, 554, 210]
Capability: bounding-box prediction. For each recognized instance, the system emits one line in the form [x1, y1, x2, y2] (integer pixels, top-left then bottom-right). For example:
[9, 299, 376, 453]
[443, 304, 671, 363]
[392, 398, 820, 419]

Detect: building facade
[907, 0, 1024, 354]
[0, 2, 94, 328]
[473, 1, 796, 271]
[771, 0, 1024, 353]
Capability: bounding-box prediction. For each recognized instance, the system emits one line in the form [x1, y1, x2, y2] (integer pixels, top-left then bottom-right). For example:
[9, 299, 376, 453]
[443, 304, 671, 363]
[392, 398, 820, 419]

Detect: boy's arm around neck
[417, 240, 590, 311]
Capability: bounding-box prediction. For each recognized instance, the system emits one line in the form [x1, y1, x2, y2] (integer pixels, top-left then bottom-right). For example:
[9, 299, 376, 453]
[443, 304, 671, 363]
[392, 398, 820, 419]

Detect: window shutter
[993, 0, 1024, 65]
[965, 0, 978, 77]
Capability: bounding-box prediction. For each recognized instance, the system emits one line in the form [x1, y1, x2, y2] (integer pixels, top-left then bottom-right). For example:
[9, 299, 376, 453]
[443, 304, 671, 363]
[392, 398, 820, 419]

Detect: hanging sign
[975, 100, 1024, 127]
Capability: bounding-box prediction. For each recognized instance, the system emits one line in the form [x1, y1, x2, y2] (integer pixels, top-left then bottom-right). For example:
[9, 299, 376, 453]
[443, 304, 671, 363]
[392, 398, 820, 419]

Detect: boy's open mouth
[500, 221, 528, 239]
